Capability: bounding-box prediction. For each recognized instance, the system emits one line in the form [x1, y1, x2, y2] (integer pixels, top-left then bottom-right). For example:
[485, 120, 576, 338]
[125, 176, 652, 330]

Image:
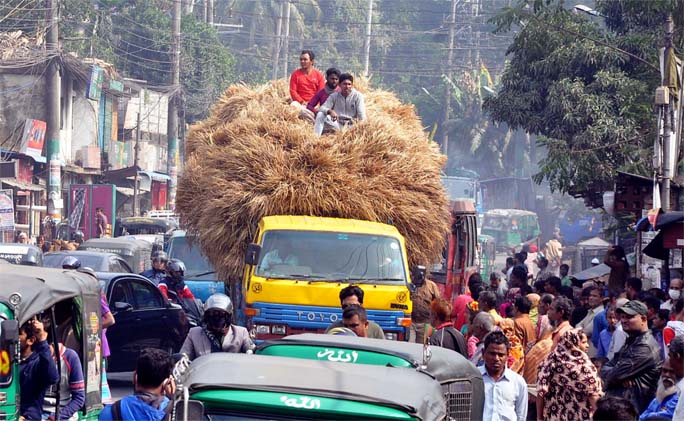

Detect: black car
[97, 272, 190, 372]
[44, 250, 133, 272]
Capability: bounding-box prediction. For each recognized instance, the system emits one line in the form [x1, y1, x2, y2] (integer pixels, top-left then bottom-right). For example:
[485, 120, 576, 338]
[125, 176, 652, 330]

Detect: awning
[0, 178, 44, 191]
[115, 187, 135, 196]
[140, 171, 170, 181]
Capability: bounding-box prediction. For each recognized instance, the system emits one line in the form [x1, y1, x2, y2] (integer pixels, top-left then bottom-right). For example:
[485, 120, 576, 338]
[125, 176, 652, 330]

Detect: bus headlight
[255, 325, 270, 335]
[384, 332, 397, 341]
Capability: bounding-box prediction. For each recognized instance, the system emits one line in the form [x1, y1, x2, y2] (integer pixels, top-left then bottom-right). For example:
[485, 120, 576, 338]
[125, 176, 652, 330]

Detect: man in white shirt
[479, 331, 528, 421]
[577, 285, 604, 357]
[314, 73, 366, 136]
[662, 278, 682, 312]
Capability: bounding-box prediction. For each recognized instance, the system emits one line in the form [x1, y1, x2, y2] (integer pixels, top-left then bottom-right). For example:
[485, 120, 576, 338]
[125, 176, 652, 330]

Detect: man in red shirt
[289, 50, 324, 107]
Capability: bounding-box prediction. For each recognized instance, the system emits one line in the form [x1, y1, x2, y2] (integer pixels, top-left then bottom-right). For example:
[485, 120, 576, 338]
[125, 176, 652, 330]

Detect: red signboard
[20, 119, 46, 159]
[15, 158, 33, 184]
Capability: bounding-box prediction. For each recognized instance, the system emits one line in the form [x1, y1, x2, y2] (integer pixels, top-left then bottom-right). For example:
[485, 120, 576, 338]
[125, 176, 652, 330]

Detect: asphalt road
[107, 372, 133, 401]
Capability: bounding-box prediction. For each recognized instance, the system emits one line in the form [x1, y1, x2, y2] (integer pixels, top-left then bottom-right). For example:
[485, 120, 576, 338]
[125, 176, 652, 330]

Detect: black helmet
[151, 250, 168, 262]
[72, 230, 84, 243]
[167, 259, 185, 273]
[62, 256, 82, 270]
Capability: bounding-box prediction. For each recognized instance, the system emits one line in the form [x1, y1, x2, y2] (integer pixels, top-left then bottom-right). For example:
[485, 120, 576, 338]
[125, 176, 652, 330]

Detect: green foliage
[58, 0, 236, 122]
[484, 0, 667, 194]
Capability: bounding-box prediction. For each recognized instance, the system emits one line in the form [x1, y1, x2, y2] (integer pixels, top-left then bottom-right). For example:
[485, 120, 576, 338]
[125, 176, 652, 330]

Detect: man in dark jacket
[600, 300, 663, 413]
[140, 250, 169, 285]
[19, 318, 59, 420]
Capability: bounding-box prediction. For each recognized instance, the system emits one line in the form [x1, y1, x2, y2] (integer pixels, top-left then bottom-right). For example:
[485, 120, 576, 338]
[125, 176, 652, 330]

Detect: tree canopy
[484, 0, 683, 195]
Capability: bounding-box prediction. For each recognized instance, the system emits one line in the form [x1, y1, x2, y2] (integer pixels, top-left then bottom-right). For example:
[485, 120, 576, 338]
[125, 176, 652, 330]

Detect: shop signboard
[0, 190, 14, 230]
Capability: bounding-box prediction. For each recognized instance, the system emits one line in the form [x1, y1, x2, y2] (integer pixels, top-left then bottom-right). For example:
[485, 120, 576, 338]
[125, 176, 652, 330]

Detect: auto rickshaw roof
[79, 237, 151, 255]
[0, 265, 101, 324]
[484, 209, 537, 217]
[186, 353, 446, 420]
[119, 217, 177, 230]
[259, 333, 481, 383]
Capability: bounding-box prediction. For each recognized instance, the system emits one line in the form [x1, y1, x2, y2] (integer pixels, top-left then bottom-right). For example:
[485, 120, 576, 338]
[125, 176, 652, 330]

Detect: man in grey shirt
[314, 73, 366, 136]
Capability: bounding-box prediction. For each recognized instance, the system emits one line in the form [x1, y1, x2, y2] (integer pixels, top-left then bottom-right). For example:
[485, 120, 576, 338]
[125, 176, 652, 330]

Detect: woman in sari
[536, 329, 603, 421]
[498, 317, 525, 373]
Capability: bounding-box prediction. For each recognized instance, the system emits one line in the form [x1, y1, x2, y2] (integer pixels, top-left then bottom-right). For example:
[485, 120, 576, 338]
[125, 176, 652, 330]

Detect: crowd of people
[414, 241, 684, 421]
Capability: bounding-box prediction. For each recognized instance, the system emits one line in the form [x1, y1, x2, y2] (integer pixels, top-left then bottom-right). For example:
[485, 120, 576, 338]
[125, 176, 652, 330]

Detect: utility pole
[208, 0, 214, 25]
[441, 0, 457, 156]
[133, 111, 141, 216]
[46, 0, 62, 224]
[661, 14, 674, 211]
[281, 1, 291, 78]
[167, 0, 181, 210]
[271, 1, 284, 80]
[202, 0, 207, 23]
[363, 0, 373, 77]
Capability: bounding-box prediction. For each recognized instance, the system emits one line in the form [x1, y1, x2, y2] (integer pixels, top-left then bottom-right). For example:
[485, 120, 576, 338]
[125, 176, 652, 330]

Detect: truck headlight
[255, 325, 270, 335]
[384, 332, 397, 341]
[271, 325, 287, 335]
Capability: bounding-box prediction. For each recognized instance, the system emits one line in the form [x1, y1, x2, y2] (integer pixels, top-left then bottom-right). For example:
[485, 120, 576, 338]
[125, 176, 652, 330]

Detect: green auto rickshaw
[257, 334, 484, 421]
[481, 209, 540, 253]
[0, 265, 104, 420]
[171, 352, 447, 420]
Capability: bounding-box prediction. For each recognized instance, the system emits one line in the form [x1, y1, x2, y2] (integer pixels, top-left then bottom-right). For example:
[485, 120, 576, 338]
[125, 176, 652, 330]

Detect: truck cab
[166, 230, 226, 302]
[243, 216, 413, 341]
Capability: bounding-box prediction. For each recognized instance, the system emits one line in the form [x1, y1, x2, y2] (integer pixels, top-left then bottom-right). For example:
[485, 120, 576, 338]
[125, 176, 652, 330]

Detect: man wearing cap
[600, 300, 663, 413]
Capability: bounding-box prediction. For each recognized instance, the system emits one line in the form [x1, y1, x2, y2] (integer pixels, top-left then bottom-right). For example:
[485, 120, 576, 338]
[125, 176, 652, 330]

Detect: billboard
[20, 119, 46, 160]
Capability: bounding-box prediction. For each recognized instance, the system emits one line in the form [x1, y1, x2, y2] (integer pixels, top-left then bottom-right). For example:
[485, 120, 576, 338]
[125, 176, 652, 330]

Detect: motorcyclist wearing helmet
[140, 251, 168, 286]
[71, 230, 84, 245]
[158, 259, 195, 301]
[180, 293, 253, 360]
[61, 256, 82, 270]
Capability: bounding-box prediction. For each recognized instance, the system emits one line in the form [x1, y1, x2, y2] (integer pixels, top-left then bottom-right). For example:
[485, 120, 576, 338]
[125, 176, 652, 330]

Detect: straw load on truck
[176, 79, 449, 282]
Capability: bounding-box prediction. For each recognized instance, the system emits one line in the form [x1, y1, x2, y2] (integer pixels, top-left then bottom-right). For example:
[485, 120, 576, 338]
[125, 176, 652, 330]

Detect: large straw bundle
[177, 79, 449, 282]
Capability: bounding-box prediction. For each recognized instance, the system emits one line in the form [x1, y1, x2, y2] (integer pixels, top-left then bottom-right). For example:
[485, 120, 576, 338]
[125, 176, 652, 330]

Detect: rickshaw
[256, 333, 484, 420]
[481, 209, 540, 253]
[171, 352, 446, 420]
[478, 234, 496, 281]
[79, 237, 152, 273]
[0, 244, 43, 266]
[0, 265, 103, 420]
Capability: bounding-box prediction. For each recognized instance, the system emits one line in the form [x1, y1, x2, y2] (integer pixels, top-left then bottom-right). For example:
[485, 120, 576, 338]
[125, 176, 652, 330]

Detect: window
[110, 281, 130, 306]
[109, 258, 127, 273]
[128, 281, 164, 309]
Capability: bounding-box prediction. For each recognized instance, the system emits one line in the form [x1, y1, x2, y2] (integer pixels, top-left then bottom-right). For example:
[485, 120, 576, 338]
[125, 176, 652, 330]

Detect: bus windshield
[167, 236, 216, 279]
[255, 230, 407, 283]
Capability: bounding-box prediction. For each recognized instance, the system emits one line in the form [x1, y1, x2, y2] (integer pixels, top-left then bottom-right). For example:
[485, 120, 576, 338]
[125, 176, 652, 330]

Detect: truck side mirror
[410, 265, 426, 288]
[173, 399, 204, 421]
[245, 243, 261, 266]
[0, 319, 19, 344]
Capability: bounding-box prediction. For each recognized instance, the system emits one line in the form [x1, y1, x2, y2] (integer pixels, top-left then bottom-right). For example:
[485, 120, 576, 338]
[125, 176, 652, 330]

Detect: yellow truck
[242, 215, 415, 341]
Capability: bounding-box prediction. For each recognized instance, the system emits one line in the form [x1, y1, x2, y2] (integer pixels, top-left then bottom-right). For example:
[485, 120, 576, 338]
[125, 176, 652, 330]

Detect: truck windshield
[255, 230, 406, 282]
[167, 237, 216, 279]
[442, 176, 476, 202]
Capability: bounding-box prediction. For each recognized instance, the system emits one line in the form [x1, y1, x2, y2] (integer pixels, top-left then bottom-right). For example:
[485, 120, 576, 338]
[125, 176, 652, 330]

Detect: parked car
[44, 250, 133, 273]
[98, 272, 190, 372]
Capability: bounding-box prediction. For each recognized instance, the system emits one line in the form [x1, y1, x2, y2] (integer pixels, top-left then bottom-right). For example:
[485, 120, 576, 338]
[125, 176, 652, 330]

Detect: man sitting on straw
[314, 73, 366, 136]
[300, 67, 340, 123]
[289, 50, 325, 110]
